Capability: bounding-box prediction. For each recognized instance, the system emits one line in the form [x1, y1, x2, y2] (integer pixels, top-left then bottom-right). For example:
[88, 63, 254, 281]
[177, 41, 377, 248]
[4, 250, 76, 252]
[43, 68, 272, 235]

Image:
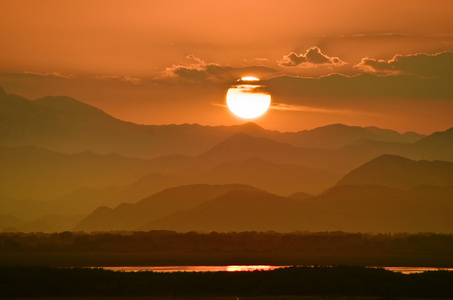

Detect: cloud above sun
[163, 55, 277, 83]
[278, 46, 346, 67]
[355, 51, 453, 78]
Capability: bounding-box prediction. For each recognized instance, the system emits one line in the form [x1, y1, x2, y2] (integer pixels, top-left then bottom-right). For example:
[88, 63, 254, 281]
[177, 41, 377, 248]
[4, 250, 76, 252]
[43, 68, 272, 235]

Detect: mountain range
[76, 154, 453, 233]
[0, 86, 426, 158]
[1, 86, 453, 233]
[75, 178, 453, 234]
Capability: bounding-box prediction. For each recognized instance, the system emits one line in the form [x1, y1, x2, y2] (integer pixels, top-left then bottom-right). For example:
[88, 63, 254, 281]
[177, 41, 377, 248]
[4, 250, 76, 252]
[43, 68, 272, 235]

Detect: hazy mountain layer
[414, 127, 453, 161]
[337, 154, 453, 189]
[139, 184, 453, 233]
[0, 146, 157, 201]
[140, 189, 307, 232]
[74, 184, 258, 232]
[0, 214, 83, 233]
[74, 182, 453, 233]
[195, 156, 339, 195]
[2, 88, 453, 233]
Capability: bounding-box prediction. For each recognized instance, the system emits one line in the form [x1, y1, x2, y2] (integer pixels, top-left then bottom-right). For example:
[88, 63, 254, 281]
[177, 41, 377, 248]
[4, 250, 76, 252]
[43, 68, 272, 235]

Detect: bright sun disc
[226, 78, 271, 119]
[240, 76, 259, 81]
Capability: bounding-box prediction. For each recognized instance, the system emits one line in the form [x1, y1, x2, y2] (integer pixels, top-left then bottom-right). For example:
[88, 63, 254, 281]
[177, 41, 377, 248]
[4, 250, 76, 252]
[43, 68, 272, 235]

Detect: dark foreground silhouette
[2, 231, 453, 267]
[1, 266, 453, 298]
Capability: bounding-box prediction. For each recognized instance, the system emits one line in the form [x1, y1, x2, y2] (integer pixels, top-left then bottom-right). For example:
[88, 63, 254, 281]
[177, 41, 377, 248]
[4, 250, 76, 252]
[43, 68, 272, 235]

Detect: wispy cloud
[95, 75, 143, 85]
[270, 103, 360, 115]
[19, 71, 73, 79]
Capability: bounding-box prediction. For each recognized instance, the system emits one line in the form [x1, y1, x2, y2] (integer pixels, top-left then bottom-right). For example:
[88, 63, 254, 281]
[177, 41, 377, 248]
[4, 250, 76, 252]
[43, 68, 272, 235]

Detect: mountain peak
[201, 133, 294, 160]
[369, 154, 413, 164]
[239, 122, 264, 130]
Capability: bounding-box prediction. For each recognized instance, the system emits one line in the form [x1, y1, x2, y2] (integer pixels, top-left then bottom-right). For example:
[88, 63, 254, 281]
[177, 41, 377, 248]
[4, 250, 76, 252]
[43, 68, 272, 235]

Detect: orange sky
[1, 0, 453, 134]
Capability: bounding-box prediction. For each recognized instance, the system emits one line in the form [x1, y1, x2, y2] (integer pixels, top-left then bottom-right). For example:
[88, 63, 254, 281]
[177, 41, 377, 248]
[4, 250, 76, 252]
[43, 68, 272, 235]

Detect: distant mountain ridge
[277, 123, 423, 149]
[0, 87, 427, 159]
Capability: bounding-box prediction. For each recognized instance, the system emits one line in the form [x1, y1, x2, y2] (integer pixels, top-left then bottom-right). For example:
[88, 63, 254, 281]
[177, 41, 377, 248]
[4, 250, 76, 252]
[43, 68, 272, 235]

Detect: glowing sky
[1, 0, 453, 133]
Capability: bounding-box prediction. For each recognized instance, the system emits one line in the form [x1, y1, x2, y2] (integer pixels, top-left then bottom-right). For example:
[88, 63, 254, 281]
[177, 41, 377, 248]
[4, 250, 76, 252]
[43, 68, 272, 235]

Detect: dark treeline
[1, 266, 453, 298]
[1, 230, 453, 254]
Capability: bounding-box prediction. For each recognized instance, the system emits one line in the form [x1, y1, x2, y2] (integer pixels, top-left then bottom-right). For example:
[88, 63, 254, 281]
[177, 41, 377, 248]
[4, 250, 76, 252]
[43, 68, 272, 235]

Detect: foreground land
[1, 231, 453, 267]
[2, 298, 451, 300]
[1, 266, 453, 298]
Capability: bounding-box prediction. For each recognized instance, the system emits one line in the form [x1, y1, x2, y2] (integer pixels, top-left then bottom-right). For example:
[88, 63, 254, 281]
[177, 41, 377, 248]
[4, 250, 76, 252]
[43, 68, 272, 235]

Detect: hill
[74, 184, 258, 232]
[415, 127, 453, 161]
[139, 184, 453, 233]
[140, 189, 307, 232]
[336, 154, 453, 189]
[302, 184, 453, 233]
[195, 156, 339, 195]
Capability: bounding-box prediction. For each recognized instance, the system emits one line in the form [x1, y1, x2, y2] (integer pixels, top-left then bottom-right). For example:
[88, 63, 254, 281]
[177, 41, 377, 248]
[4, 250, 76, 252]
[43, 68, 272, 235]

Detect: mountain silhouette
[197, 133, 336, 170]
[277, 123, 423, 149]
[288, 191, 314, 200]
[0, 146, 158, 201]
[137, 184, 453, 233]
[195, 133, 377, 174]
[415, 127, 453, 161]
[2, 88, 453, 233]
[195, 156, 339, 195]
[1, 88, 426, 159]
[0, 90, 275, 158]
[74, 184, 258, 232]
[339, 126, 453, 163]
[336, 154, 453, 189]
[139, 189, 308, 232]
[300, 184, 453, 233]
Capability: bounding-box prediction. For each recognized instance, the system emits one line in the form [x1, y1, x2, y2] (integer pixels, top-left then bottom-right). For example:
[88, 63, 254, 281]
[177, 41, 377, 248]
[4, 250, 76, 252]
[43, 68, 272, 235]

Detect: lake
[101, 265, 453, 274]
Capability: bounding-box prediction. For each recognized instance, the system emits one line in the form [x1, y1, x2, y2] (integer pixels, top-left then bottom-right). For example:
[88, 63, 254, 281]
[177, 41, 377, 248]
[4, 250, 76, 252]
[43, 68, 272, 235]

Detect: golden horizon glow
[226, 84, 271, 119]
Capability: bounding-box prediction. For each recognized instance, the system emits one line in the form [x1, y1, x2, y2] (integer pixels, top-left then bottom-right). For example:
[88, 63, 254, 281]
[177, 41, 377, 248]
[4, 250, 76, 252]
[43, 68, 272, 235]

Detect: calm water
[101, 265, 453, 274]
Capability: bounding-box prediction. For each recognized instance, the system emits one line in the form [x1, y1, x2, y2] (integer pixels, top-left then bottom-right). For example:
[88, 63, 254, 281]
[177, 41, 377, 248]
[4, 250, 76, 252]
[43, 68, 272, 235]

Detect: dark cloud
[163, 55, 277, 83]
[229, 84, 270, 95]
[278, 46, 346, 67]
[164, 58, 232, 82]
[355, 51, 453, 78]
[263, 73, 453, 107]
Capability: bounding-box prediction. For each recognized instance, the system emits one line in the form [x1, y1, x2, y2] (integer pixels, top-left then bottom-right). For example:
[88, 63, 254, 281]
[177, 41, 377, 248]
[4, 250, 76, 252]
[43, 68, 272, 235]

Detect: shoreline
[2, 252, 453, 268]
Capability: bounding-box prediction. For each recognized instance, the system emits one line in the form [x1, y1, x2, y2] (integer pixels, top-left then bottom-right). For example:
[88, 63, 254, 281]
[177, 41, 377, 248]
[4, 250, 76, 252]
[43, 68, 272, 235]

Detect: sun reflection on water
[103, 265, 285, 273]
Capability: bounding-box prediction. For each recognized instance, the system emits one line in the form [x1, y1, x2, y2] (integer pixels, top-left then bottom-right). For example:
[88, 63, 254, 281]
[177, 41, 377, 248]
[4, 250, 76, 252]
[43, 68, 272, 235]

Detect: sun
[226, 77, 271, 119]
[240, 76, 260, 81]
